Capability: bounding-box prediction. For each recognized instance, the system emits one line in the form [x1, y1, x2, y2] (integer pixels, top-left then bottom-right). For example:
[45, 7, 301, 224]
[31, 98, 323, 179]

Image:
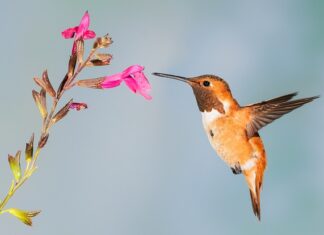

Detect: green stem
[0, 131, 43, 211]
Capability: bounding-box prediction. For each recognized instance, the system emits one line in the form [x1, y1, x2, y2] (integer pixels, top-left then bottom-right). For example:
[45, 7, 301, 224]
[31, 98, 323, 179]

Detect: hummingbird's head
[153, 73, 234, 112]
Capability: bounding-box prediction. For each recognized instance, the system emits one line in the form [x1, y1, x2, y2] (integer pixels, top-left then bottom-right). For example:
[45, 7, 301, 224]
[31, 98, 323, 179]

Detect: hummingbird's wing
[243, 92, 318, 138]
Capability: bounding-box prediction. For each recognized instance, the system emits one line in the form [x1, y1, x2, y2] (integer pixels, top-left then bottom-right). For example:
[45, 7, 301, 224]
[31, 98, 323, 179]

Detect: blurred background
[0, 0, 323, 234]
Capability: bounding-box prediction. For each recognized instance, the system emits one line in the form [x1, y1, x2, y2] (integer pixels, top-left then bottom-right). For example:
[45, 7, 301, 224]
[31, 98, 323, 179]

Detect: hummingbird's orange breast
[202, 109, 254, 167]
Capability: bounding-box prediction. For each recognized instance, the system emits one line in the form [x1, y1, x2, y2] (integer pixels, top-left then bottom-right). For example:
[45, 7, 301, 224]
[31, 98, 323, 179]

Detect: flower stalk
[0, 42, 100, 225]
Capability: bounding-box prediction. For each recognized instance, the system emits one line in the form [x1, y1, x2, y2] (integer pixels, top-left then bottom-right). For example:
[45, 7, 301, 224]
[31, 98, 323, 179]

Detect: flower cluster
[62, 11, 152, 103]
[0, 11, 151, 226]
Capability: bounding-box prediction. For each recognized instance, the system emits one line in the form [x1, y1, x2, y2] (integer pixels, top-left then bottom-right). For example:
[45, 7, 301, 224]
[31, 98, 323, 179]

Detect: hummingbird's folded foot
[231, 163, 242, 175]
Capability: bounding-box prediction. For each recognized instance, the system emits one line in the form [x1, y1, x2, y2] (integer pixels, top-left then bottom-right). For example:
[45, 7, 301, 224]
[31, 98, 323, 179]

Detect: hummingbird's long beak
[152, 72, 190, 83]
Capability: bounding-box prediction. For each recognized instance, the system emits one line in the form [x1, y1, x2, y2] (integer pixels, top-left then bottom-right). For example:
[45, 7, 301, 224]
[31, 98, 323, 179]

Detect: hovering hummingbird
[153, 72, 318, 220]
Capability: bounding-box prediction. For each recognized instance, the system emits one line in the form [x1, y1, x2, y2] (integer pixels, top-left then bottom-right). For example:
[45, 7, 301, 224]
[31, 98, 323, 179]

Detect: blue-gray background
[0, 0, 323, 234]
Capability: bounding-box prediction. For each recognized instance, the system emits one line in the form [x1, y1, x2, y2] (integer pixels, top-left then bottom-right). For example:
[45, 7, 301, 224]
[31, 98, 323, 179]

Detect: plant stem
[0, 47, 97, 212]
[65, 48, 96, 90]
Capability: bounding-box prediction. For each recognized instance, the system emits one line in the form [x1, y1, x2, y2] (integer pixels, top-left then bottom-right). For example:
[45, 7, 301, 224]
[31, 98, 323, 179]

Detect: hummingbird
[153, 72, 318, 220]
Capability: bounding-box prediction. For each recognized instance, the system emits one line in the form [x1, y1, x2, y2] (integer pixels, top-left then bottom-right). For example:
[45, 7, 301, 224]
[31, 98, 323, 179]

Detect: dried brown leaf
[68, 54, 77, 77]
[86, 53, 112, 67]
[57, 55, 77, 99]
[56, 74, 68, 99]
[93, 34, 113, 49]
[33, 77, 44, 88]
[76, 77, 106, 89]
[52, 99, 73, 124]
[32, 90, 40, 102]
[33, 71, 56, 98]
[38, 133, 49, 148]
[32, 90, 47, 119]
[42, 70, 56, 97]
[76, 40, 84, 65]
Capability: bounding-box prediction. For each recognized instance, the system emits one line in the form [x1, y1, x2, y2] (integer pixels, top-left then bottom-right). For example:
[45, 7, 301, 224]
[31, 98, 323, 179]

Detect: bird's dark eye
[203, 81, 210, 87]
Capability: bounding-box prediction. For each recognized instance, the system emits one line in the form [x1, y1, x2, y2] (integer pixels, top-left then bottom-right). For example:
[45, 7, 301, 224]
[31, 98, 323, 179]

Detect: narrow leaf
[8, 151, 21, 181]
[32, 90, 40, 103]
[52, 99, 73, 124]
[57, 55, 77, 99]
[33, 72, 56, 98]
[38, 133, 49, 148]
[93, 34, 112, 49]
[77, 77, 106, 89]
[76, 40, 84, 65]
[33, 77, 45, 89]
[32, 90, 47, 119]
[39, 88, 47, 118]
[4, 208, 40, 226]
[56, 74, 68, 99]
[68, 54, 77, 77]
[42, 70, 56, 97]
[86, 53, 112, 67]
[25, 134, 34, 163]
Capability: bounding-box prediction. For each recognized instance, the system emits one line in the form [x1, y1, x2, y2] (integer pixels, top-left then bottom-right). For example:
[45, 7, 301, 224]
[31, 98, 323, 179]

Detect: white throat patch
[201, 108, 223, 124]
[201, 100, 230, 126]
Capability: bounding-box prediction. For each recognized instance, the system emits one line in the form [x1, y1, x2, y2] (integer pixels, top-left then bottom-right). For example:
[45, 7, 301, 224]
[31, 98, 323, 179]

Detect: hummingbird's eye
[203, 81, 210, 87]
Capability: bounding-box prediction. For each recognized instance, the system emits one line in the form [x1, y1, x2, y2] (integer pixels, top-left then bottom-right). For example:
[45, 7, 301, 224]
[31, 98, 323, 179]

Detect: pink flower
[69, 102, 88, 111]
[61, 11, 96, 53]
[100, 65, 152, 100]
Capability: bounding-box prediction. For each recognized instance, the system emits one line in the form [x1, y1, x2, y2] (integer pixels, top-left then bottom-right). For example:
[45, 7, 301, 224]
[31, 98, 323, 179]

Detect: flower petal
[100, 65, 152, 99]
[100, 74, 123, 89]
[61, 27, 78, 39]
[121, 65, 144, 77]
[69, 102, 88, 111]
[133, 72, 152, 100]
[101, 80, 123, 89]
[123, 77, 138, 93]
[75, 11, 90, 39]
[83, 30, 96, 39]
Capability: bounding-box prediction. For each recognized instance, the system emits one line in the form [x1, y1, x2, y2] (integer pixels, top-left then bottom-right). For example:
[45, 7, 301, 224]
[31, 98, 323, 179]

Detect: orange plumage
[153, 72, 318, 220]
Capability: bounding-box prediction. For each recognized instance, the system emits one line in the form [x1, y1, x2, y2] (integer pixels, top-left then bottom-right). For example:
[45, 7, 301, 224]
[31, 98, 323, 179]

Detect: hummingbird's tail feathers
[244, 135, 266, 221]
[244, 168, 264, 221]
[245, 170, 263, 221]
[245, 95, 319, 138]
[249, 188, 261, 220]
